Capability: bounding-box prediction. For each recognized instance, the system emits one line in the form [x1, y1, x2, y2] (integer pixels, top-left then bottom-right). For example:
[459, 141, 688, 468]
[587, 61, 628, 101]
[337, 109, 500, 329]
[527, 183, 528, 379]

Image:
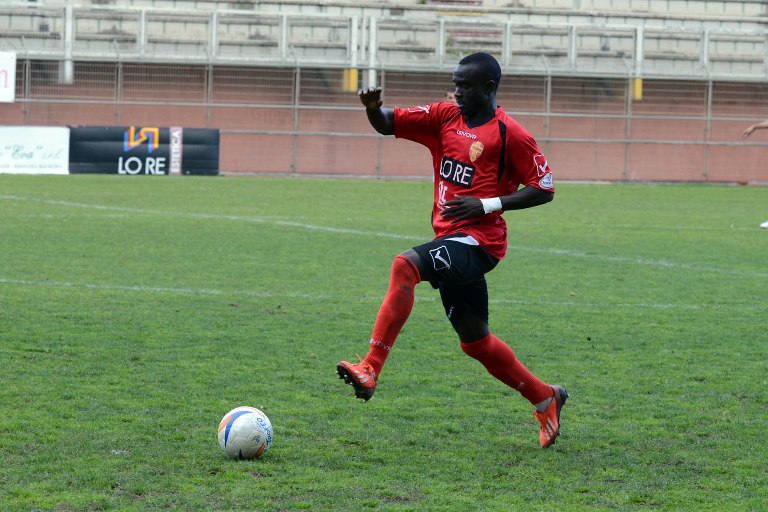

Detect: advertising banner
[0, 126, 69, 174]
[0, 51, 15, 103]
[69, 126, 219, 175]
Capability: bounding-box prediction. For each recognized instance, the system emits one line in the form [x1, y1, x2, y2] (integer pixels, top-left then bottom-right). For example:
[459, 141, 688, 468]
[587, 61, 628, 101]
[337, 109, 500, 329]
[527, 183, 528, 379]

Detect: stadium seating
[1, 0, 766, 79]
[28, 0, 768, 19]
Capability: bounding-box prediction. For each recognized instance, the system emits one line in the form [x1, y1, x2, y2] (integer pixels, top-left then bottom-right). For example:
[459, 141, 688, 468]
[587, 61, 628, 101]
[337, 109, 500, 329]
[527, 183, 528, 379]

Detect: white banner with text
[0, 126, 70, 174]
[0, 52, 16, 103]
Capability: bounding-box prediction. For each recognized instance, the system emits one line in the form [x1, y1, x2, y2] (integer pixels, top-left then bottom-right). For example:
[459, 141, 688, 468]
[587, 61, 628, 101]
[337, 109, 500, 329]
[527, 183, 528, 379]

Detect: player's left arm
[501, 185, 554, 209]
[440, 187, 552, 223]
[499, 131, 555, 210]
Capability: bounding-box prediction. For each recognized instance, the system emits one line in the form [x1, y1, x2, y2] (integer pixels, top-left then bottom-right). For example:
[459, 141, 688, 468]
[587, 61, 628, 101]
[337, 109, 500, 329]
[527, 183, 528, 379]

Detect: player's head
[451, 52, 501, 117]
[457, 52, 502, 90]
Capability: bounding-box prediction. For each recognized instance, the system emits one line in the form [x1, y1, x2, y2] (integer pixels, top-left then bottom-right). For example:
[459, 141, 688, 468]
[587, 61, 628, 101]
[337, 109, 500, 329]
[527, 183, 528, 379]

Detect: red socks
[461, 333, 553, 405]
[361, 256, 551, 408]
[363, 255, 421, 377]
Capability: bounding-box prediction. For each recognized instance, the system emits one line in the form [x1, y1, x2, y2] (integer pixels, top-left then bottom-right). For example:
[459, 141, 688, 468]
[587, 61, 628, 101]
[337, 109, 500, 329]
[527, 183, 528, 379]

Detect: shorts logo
[429, 246, 451, 270]
[469, 141, 484, 162]
[533, 154, 548, 176]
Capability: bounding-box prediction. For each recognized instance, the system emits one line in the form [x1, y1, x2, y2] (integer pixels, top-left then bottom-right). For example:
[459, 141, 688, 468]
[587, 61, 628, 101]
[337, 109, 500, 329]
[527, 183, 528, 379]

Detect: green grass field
[1, 175, 766, 511]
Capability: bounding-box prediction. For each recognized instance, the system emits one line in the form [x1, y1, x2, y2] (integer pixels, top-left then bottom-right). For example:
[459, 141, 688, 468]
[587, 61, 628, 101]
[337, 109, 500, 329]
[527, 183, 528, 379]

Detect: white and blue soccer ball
[217, 406, 273, 460]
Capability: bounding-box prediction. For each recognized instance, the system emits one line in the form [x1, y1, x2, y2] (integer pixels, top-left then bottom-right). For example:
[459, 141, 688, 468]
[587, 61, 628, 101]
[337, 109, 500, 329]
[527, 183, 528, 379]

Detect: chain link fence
[3, 58, 768, 182]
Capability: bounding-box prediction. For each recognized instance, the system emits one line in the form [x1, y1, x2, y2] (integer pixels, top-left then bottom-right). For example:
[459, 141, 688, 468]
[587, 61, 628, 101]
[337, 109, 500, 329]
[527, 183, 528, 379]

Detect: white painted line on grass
[0, 278, 318, 299]
[506, 245, 768, 278]
[0, 195, 420, 241]
[2, 194, 766, 277]
[1, 277, 764, 311]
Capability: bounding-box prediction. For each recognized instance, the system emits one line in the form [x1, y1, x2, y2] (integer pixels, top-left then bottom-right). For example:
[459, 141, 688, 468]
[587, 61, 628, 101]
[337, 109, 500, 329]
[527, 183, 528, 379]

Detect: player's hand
[742, 126, 755, 138]
[359, 87, 383, 110]
[440, 195, 485, 223]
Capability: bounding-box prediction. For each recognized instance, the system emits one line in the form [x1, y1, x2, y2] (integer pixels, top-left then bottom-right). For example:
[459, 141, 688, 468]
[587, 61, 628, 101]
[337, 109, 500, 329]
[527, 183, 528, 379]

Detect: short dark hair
[458, 52, 502, 88]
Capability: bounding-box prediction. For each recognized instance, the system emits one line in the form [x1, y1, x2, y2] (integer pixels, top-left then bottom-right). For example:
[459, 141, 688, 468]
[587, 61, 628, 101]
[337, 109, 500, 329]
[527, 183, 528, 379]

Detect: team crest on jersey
[533, 154, 548, 177]
[469, 141, 484, 162]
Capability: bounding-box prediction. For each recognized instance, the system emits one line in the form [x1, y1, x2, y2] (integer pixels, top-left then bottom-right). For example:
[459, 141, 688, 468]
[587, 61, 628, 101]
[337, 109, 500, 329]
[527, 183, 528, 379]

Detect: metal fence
[3, 58, 767, 182]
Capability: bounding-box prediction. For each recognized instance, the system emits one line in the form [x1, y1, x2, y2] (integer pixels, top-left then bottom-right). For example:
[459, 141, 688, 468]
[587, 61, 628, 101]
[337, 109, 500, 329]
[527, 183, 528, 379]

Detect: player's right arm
[359, 87, 394, 136]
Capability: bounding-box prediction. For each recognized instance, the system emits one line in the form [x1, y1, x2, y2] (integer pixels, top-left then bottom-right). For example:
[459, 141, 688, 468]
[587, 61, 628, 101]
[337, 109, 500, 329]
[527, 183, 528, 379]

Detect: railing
[1, 4, 767, 81]
[31, 0, 768, 20]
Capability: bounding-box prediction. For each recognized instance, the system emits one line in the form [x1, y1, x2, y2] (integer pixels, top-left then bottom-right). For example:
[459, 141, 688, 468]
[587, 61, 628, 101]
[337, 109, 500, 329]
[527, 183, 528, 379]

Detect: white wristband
[480, 197, 502, 214]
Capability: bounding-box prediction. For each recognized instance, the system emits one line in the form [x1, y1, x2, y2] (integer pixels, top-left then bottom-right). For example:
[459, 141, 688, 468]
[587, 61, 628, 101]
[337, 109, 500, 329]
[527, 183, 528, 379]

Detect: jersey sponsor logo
[429, 246, 451, 270]
[439, 156, 475, 187]
[124, 126, 159, 154]
[539, 172, 554, 189]
[407, 105, 430, 114]
[533, 153, 548, 177]
[469, 141, 484, 162]
[456, 130, 476, 139]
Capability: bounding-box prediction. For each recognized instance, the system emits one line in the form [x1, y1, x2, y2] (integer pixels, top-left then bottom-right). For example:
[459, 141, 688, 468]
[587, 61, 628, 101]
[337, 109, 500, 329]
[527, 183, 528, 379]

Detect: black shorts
[412, 233, 499, 325]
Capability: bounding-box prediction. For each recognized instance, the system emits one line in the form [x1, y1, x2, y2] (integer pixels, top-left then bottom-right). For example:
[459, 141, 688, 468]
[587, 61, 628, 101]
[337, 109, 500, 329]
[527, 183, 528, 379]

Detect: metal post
[292, 66, 300, 175]
[280, 14, 288, 61]
[544, 74, 552, 156]
[764, 32, 768, 76]
[368, 16, 377, 87]
[115, 61, 123, 124]
[206, 64, 213, 128]
[635, 26, 644, 77]
[624, 75, 633, 181]
[60, 4, 73, 84]
[700, 28, 709, 71]
[209, 11, 219, 60]
[704, 78, 713, 182]
[569, 25, 577, 70]
[139, 8, 147, 56]
[23, 58, 30, 124]
[628, 25, 644, 180]
[350, 16, 359, 66]
[377, 69, 385, 178]
[438, 19, 445, 66]
[503, 21, 512, 68]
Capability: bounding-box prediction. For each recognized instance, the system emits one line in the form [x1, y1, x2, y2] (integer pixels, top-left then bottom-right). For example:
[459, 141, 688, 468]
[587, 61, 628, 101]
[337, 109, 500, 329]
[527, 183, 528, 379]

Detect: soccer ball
[217, 406, 273, 460]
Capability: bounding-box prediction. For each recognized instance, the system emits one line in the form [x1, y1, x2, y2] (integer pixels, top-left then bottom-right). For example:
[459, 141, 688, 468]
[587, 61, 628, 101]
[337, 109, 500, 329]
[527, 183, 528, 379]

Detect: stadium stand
[24, 0, 768, 19]
[2, 1, 766, 78]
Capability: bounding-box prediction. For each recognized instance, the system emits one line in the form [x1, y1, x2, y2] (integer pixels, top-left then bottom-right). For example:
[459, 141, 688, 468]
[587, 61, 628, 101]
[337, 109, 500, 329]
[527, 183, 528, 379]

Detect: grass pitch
[1, 175, 766, 511]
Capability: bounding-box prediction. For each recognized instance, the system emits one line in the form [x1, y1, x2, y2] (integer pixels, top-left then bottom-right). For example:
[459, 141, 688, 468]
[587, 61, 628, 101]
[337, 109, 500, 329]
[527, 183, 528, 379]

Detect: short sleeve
[506, 132, 554, 192]
[393, 103, 445, 151]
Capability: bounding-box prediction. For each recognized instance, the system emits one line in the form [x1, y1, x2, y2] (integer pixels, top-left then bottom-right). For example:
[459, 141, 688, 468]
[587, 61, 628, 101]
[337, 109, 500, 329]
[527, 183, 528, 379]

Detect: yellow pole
[343, 69, 359, 93]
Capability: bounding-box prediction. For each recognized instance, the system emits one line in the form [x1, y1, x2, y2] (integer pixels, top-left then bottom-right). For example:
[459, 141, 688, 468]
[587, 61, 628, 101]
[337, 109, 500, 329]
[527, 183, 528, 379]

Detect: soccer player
[336, 52, 569, 448]
[742, 119, 768, 229]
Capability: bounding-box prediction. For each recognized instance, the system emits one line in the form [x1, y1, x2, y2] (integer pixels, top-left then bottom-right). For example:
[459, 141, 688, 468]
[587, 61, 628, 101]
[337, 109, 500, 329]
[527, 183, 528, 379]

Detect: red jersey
[394, 102, 554, 260]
